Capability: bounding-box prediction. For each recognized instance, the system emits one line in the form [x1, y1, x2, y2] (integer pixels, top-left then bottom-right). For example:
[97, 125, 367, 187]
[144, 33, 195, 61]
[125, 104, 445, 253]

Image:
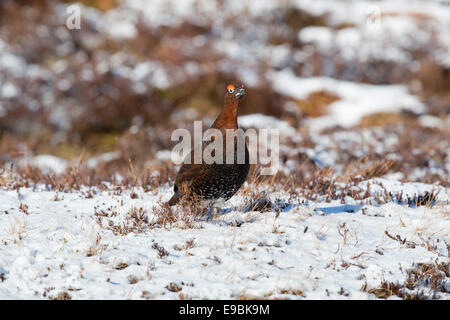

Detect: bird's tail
[167, 192, 181, 206]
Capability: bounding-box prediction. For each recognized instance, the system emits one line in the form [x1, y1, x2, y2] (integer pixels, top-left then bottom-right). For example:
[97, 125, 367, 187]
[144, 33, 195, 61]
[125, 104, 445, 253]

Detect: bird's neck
[211, 99, 240, 130]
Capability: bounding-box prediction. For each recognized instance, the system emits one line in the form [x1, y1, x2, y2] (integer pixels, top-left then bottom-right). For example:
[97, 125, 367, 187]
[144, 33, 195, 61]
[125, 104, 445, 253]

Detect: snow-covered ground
[0, 0, 449, 300]
[0, 179, 448, 300]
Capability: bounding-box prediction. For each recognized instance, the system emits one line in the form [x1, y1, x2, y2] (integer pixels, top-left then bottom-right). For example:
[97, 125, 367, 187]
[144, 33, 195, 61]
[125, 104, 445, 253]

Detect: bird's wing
[175, 163, 204, 187]
[174, 142, 205, 190]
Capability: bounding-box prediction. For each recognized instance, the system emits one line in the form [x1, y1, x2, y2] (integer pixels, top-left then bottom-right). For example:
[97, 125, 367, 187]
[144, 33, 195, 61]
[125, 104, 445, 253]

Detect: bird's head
[225, 84, 245, 102]
[213, 83, 245, 129]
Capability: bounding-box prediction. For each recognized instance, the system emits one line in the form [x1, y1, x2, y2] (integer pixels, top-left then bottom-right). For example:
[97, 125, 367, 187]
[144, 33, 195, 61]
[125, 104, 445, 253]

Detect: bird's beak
[235, 87, 245, 99]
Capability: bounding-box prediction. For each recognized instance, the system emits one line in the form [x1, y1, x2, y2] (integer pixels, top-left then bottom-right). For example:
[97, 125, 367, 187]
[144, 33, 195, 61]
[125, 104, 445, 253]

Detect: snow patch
[270, 70, 425, 132]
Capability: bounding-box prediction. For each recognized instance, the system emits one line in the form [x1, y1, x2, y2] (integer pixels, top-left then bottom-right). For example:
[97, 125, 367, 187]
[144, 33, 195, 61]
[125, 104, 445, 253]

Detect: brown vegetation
[363, 261, 449, 299]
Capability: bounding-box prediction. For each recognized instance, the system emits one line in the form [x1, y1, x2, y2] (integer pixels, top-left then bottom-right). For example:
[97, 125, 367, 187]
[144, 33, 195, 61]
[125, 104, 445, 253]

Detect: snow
[15, 155, 68, 175]
[13, 153, 125, 175]
[239, 114, 296, 136]
[86, 152, 122, 169]
[1, 83, 19, 99]
[270, 70, 425, 132]
[418, 115, 445, 129]
[0, 44, 26, 75]
[155, 150, 173, 161]
[0, 181, 447, 299]
[102, 9, 137, 39]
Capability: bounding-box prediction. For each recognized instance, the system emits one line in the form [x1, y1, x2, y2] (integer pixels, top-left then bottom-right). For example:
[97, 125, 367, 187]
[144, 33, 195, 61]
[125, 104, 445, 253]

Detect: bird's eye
[228, 88, 234, 93]
[227, 84, 235, 94]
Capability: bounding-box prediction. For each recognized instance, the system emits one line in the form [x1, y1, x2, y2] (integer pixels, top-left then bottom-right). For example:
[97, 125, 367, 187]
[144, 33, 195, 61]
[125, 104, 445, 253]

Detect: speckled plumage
[168, 84, 250, 206]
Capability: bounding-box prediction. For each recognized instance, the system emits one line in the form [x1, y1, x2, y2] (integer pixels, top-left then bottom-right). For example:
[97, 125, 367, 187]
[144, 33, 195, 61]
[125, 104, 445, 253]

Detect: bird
[168, 84, 250, 216]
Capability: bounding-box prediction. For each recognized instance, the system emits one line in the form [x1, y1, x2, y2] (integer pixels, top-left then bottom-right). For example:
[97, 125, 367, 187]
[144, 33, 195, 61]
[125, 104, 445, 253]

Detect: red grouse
[168, 84, 250, 215]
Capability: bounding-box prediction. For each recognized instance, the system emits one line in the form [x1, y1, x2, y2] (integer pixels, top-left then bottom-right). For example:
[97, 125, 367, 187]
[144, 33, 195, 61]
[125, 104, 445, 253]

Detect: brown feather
[168, 84, 249, 206]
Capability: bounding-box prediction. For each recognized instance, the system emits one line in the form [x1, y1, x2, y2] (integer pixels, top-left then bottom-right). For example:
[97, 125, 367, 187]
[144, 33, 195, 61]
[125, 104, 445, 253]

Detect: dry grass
[359, 112, 414, 127]
[62, 0, 119, 11]
[0, 1, 448, 226]
[363, 261, 449, 300]
[0, 0, 448, 192]
[173, 238, 196, 251]
[295, 90, 341, 118]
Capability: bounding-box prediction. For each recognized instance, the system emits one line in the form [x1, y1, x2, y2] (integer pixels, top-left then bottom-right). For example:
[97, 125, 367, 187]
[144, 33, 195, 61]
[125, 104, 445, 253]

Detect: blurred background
[0, 0, 449, 188]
